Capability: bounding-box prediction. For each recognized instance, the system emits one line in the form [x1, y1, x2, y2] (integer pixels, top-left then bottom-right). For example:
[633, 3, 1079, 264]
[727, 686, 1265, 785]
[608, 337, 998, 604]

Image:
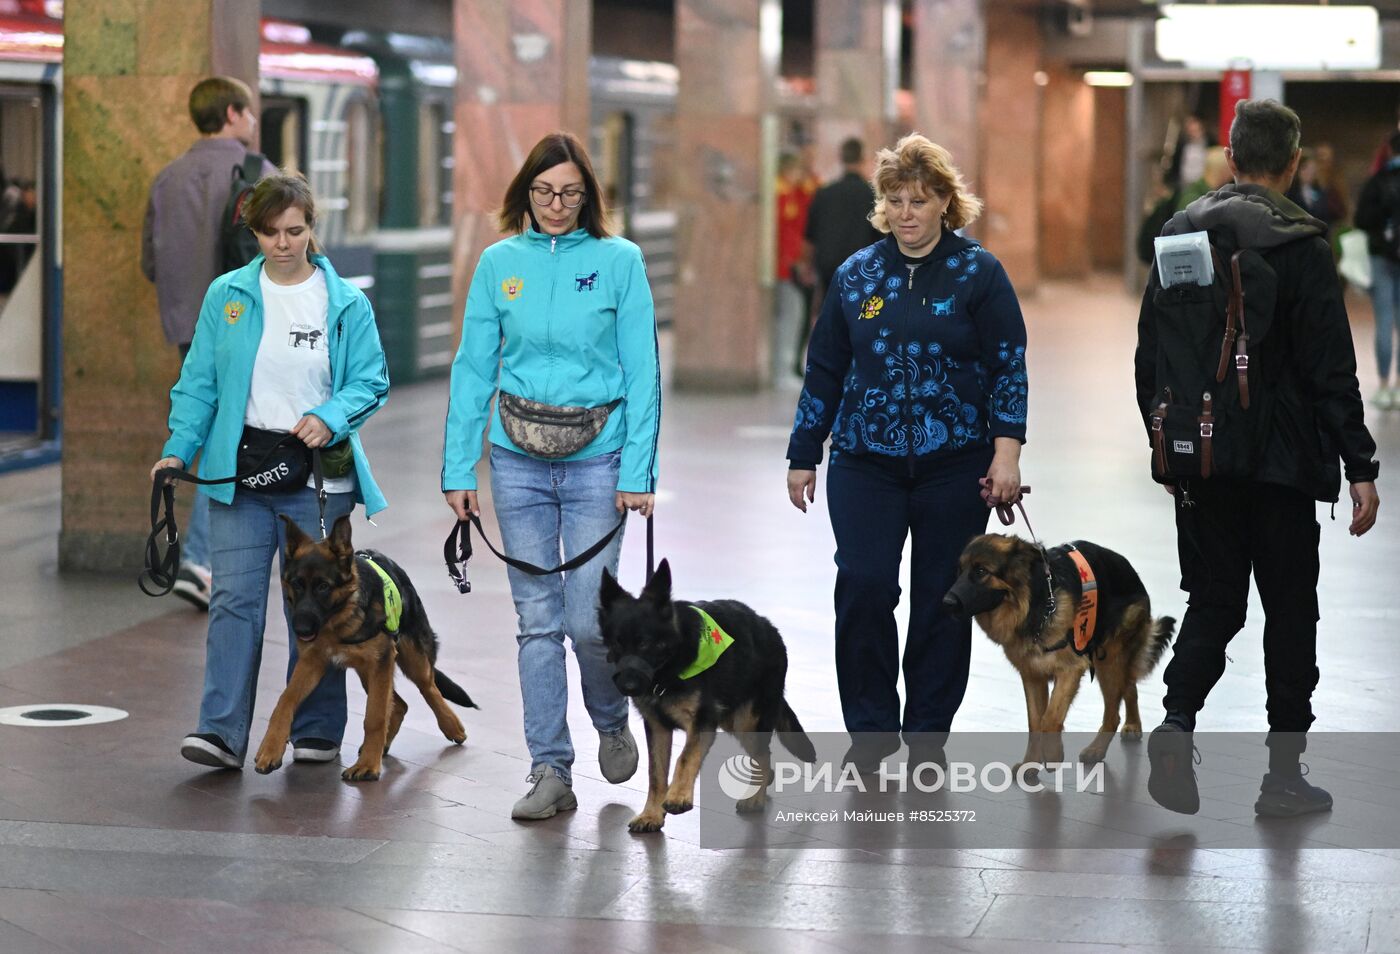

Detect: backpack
[1145, 236, 1279, 483]
[219, 153, 265, 273]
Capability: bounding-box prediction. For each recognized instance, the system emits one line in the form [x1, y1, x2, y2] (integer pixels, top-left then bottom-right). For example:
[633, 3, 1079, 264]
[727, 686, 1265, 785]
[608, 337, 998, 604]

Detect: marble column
[978, 3, 1041, 292]
[58, 1, 260, 573]
[812, 0, 899, 179]
[672, 0, 781, 392]
[1039, 64, 1093, 280]
[911, 0, 983, 184]
[452, 0, 591, 331]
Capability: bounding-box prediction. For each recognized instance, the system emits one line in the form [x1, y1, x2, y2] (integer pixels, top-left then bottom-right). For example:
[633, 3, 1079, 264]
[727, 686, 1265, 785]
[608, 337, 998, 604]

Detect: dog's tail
[777, 701, 817, 763]
[434, 669, 480, 710]
[1132, 615, 1176, 681]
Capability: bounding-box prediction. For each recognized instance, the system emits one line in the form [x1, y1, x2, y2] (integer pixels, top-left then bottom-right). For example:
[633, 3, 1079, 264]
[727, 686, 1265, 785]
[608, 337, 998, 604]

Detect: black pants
[794, 269, 830, 376]
[1162, 479, 1321, 733]
[826, 447, 993, 734]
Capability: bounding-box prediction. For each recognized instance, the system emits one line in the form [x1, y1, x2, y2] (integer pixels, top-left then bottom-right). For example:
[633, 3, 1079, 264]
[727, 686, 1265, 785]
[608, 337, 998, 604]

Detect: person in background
[150, 173, 390, 770]
[1354, 131, 1400, 410]
[1175, 146, 1232, 211]
[796, 137, 881, 376]
[142, 76, 276, 610]
[786, 133, 1027, 772]
[777, 150, 818, 378]
[442, 131, 660, 821]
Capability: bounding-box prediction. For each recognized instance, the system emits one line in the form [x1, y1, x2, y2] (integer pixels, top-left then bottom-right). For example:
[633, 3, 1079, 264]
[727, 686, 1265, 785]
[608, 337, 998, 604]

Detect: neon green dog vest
[361, 556, 403, 635]
[677, 605, 734, 679]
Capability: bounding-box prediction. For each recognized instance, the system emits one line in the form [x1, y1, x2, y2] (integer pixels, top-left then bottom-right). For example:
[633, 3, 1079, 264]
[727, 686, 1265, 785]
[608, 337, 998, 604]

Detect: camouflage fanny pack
[497, 391, 622, 459]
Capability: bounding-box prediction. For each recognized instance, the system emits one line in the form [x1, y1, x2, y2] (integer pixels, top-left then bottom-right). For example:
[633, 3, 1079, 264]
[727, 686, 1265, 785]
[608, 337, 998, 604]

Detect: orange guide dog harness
[1065, 545, 1099, 654]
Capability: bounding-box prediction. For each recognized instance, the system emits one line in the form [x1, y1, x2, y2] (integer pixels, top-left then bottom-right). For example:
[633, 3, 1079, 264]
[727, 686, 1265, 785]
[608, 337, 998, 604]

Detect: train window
[260, 98, 306, 173]
[439, 114, 455, 226]
[418, 102, 444, 226]
[345, 98, 381, 237]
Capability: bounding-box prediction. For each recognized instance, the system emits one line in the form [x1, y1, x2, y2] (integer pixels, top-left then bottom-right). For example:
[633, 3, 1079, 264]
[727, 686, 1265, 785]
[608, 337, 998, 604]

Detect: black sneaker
[1147, 723, 1200, 814]
[172, 564, 212, 612]
[180, 732, 241, 769]
[1255, 765, 1333, 817]
[292, 738, 340, 763]
[843, 733, 902, 776]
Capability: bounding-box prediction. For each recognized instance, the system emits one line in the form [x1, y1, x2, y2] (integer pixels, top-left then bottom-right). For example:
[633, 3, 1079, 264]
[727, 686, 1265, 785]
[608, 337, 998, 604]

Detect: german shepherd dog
[253, 515, 478, 781]
[943, 534, 1175, 768]
[598, 560, 817, 832]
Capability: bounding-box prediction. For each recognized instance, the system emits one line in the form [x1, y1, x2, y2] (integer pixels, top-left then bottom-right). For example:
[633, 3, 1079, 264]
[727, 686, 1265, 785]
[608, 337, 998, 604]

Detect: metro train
[0, 9, 685, 471]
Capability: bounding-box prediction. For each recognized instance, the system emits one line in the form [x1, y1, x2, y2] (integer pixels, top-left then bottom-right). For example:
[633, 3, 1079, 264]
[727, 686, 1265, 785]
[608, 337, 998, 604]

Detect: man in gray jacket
[141, 76, 274, 609]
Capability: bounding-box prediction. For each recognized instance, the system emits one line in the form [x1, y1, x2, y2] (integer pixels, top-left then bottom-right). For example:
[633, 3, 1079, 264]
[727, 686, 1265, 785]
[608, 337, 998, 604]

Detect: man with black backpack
[1135, 99, 1380, 818]
[1352, 130, 1400, 410]
[141, 76, 274, 610]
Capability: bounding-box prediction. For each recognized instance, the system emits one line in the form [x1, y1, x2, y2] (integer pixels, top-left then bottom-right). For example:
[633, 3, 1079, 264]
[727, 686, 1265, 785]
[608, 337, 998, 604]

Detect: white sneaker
[172, 564, 212, 611]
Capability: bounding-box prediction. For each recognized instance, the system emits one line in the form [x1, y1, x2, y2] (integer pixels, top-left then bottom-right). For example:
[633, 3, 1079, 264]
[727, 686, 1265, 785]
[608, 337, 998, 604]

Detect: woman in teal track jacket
[442, 132, 660, 820]
[150, 174, 389, 771]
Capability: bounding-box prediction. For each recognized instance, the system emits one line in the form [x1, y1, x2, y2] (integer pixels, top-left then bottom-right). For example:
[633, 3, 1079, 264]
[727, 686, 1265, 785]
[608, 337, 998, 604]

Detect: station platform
[1, 275, 1398, 953]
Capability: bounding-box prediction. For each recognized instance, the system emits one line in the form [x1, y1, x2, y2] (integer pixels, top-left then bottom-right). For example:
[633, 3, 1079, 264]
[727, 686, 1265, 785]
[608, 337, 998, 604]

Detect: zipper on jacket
[545, 234, 560, 381]
[903, 262, 921, 476]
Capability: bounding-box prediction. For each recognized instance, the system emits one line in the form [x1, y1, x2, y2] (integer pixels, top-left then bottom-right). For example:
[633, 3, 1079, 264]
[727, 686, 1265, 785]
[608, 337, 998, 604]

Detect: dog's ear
[599, 568, 629, 610]
[329, 514, 354, 556]
[642, 558, 672, 604]
[279, 514, 313, 556]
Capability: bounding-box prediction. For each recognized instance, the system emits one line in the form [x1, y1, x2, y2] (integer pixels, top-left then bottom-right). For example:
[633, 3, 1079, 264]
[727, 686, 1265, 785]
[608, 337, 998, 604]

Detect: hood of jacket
[1167, 183, 1325, 250]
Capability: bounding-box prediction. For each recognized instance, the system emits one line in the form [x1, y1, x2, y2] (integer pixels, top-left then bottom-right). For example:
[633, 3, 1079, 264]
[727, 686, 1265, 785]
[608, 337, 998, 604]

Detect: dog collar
[677, 606, 734, 679]
[360, 556, 403, 635]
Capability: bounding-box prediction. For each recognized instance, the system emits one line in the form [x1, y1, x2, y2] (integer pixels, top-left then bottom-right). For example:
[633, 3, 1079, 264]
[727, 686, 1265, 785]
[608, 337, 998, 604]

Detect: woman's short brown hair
[497, 132, 613, 238]
[870, 133, 983, 233]
[188, 76, 253, 135]
[242, 171, 320, 254]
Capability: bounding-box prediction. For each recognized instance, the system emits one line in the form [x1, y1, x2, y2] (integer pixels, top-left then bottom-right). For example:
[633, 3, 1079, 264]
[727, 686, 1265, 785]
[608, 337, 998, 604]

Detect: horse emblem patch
[501, 277, 524, 301]
[224, 301, 245, 325]
[859, 295, 885, 321]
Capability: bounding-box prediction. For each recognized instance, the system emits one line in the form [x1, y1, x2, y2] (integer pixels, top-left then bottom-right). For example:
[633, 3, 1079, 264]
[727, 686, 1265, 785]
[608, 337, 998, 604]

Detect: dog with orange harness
[943, 532, 1176, 769]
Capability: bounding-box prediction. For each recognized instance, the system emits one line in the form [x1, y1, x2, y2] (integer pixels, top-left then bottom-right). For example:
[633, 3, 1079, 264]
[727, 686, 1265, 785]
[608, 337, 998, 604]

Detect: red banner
[1220, 69, 1252, 144]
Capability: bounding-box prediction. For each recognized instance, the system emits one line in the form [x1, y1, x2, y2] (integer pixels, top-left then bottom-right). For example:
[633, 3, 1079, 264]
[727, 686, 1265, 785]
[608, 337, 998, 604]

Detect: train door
[0, 84, 53, 463]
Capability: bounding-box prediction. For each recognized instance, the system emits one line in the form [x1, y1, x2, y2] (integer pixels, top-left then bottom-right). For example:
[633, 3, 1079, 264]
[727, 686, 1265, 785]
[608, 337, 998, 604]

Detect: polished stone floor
[2, 275, 1399, 953]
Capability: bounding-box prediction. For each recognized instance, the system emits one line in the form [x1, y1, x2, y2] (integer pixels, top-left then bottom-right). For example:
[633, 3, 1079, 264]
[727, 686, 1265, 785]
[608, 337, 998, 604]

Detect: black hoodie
[1134, 184, 1378, 502]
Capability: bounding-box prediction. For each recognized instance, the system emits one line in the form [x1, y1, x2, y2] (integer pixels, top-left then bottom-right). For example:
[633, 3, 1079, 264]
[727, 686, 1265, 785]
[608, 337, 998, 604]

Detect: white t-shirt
[245, 265, 355, 493]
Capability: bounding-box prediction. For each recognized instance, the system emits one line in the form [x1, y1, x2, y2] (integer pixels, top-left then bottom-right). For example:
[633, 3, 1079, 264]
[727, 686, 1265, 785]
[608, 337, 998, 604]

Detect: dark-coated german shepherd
[598, 559, 817, 832]
[253, 515, 478, 781]
[943, 534, 1174, 768]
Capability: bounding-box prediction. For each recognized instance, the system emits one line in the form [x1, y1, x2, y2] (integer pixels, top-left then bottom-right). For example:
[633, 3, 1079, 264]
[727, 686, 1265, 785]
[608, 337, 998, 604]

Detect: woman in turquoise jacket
[443, 132, 661, 820]
[150, 173, 389, 771]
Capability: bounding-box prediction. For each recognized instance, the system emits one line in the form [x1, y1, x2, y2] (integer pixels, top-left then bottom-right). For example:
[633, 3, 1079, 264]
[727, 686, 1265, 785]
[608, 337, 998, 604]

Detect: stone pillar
[671, 0, 781, 392]
[1039, 64, 1093, 280]
[812, 0, 899, 179]
[59, 1, 260, 573]
[452, 0, 591, 330]
[911, 0, 983, 184]
[978, 4, 1041, 292]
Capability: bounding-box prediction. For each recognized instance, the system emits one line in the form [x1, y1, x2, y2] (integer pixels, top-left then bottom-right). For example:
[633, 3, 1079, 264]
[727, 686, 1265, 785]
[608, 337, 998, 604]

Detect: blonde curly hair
[870, 133, 982, 233]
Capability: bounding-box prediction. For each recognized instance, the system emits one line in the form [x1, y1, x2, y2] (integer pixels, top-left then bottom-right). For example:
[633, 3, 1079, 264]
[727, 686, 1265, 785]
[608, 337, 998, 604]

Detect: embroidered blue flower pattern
[990, 343, 1028, 424]
[794, 389, 825, 430]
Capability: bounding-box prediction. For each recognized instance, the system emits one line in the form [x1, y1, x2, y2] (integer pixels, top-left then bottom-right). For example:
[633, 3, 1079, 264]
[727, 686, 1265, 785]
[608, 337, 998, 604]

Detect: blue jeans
[490, 445, 630, 784]
[184, 492, 210, 570]
[1370, 255, 1400, 379]
[201, 485, 356, 758]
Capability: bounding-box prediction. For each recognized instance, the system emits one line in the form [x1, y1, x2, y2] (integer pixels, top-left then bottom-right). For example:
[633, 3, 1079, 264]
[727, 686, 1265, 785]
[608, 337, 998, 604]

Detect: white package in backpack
[1154, 231, 1214, 288]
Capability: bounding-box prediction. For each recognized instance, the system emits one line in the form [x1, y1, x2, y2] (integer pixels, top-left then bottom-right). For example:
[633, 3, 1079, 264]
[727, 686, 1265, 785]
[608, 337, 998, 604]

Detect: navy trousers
[826, 447, 994, 734]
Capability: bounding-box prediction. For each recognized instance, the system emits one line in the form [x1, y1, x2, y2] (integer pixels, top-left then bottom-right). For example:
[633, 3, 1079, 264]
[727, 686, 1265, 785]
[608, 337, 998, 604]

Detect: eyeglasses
[530, 185, 586, 209]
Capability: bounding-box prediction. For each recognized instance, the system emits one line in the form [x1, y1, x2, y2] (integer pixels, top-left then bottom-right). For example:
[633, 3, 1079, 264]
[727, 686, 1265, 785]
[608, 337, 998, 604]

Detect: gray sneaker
[511, 766, 577, 820]
[599, 724, 639, 783]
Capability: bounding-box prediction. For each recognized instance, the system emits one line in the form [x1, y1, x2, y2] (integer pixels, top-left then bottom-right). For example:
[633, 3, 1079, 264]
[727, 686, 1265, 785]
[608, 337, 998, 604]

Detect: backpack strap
[241, 152, 264, 182]
[1229, 250, 1251, 410]
[1198, 390, 1215, 479]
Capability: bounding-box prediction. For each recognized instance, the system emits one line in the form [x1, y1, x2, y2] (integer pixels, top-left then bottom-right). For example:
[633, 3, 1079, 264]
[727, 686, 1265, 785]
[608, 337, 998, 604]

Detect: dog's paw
[253, 756, 282, 775]
[438, 716, 467, 745]
[1078, 746, 1108, 765]
[735, 792, 768, 814]
[628, 811, 666, 833]
[1013, 761, 1042, 783]
[1121, 725, 1143, 742]
[341, 762, 382, 782]
[662, 798, 694, 815]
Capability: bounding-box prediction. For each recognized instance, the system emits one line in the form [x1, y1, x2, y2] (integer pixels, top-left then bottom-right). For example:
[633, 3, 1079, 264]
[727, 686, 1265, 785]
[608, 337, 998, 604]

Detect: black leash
[445, 510, 654, 594]
[139, 439, 325, 597]
[982, 481, 1059, 643]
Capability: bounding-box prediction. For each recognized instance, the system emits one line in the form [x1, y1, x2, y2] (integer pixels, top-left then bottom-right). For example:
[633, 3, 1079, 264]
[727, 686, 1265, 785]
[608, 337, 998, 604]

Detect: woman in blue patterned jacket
[786, 133, 1028, 769]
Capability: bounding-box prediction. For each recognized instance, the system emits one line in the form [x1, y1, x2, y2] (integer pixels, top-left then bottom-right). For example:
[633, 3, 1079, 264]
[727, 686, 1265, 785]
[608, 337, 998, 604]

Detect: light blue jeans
[184, 492, 210, 570]
[490, 445, 630, 784]
[201, 485, 356, 758]
[1370, 255, 1400, 379]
